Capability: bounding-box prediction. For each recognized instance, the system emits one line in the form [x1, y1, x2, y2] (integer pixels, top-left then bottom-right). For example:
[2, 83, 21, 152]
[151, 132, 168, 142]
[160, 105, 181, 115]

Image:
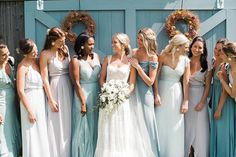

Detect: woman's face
[54, 36, 65, 49]
[178, 42, 189, 54]
[137, 33, 144, 48]
[0, 47, 10, 65]
[191, 41, 204, 57]
[214, 43, 223, 60]
[112, 37, 123, 54]
[84, 37, 95, 54]
[27, 43, 38, 59]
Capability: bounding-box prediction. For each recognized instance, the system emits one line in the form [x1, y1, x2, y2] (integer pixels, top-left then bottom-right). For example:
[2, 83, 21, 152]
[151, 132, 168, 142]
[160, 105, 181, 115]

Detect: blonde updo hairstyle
[0, 44, 9, 65]
[113, 33, 132, 56]
[138, 28, 158, 56]
[162, 34, 189, 62]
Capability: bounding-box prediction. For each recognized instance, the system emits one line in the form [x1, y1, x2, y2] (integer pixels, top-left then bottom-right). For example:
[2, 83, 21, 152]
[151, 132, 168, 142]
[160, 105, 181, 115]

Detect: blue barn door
[25, 0, 236, 60]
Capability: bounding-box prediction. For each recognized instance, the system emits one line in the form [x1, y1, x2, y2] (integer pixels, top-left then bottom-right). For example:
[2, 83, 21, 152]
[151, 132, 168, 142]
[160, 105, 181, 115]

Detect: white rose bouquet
[97, 79, 130, 116]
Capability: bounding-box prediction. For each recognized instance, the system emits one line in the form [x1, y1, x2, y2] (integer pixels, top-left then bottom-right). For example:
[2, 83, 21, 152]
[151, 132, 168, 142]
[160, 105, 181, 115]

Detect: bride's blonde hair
[162, 34, 189, 62]
[138, 28, 157, 57]
[113, 33, 132, 56]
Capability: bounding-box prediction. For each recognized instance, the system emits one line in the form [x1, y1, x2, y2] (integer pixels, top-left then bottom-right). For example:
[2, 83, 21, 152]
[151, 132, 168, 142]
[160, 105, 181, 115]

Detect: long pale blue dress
[47, 57, 72, 157]
[71, 55, 101, 157]
[0, 65, 21, 157]
[184, 69, 210, 157]
[155, 56, 189, 157]
[20, 66, 50, 157]
[210, 65, 235, 157]
[95, 55, 156, 157]
[136, 61, 160, 157]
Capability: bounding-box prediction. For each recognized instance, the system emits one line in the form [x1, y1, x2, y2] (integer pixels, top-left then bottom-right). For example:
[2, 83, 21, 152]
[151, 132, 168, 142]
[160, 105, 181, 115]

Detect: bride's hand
[0, 114, 3, 125]
[128, 58, 140, 69]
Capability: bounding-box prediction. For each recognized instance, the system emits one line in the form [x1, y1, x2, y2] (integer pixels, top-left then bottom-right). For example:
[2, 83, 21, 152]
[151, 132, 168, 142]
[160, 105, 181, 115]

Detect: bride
[94, 33, 155, 157]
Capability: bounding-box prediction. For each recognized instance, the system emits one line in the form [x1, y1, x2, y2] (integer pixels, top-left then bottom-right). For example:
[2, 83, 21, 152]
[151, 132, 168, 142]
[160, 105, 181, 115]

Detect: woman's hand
[81, 104, 87, 117]
[180, 100, 188, 113]
[0, 114, 3, 124]
[195, 101, 204, 111]
[49, 99, 59, 112]
[154, 94, 161, 106]
[214, 107, 222, 120]
[28, 111, 36, 123]
[216, 71, 223, 80]
[128, 58, 140, 70]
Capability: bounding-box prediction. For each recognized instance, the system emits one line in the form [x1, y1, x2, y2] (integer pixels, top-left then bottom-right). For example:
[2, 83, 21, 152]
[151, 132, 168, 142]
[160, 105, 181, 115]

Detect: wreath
[165, 10, 200, 41]
[62, 11, 96, 43]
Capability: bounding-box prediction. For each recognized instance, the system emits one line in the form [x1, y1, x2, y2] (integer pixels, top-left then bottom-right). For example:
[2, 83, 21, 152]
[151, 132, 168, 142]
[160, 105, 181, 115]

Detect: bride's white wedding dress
[94, 56, 155, 157]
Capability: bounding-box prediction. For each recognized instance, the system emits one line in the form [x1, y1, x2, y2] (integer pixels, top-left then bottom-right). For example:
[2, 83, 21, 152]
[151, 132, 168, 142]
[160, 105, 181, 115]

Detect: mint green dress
[210, 65, 235, 157]
[0, 65, 21, 157]
[71, 56, 101, 157]
[136, 61, 160, 157]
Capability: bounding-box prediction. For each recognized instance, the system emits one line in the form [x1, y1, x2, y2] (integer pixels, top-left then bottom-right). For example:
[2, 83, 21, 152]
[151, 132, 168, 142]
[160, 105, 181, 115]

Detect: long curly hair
[43, 27, 68, 57]
[188, 36, 208, 72]
[138, 27, 158, 56]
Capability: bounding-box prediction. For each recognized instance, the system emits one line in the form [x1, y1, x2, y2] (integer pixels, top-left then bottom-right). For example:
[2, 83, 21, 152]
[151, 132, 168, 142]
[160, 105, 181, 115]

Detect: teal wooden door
[25, 0, 236, 60]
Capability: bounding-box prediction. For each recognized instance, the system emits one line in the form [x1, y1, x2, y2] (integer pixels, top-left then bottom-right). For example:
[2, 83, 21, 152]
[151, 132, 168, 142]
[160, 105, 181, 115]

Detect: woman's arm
[16, 65, 36, 123]
[154, 55, 163, 106]
[180, 61, 190, 113]
[70, 58, 87, 115]
[195, 70, 213, 111]
[129, 56, 158, 86]
[128, 66, 136, 95]
[39, 51, 59, 112]
[99, 56, 108, 87]
[217, 69, 236, 98]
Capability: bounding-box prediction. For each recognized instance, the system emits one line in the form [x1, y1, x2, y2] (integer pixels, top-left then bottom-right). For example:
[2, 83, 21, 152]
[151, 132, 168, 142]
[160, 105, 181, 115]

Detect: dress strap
[107, 55, 112, 65]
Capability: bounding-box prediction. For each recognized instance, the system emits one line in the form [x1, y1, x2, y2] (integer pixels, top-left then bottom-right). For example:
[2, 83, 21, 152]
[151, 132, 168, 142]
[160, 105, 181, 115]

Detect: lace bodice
[106, 55, 130, 82]
[24, 66, 43, 90]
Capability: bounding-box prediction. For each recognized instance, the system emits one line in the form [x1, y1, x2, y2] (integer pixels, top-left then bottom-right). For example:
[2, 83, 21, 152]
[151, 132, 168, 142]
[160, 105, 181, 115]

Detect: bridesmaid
[40, 27, 72, 157]
[129, 27, 160, 157]
[184, 36, 211, 157]
[0, 43, 21, 157]
[210, 39, 235, 157]
[16, 39, 50, 157]
[70, 32, 101, 157]
[154, 34, 190, 157]
[217, 41, 236, 101]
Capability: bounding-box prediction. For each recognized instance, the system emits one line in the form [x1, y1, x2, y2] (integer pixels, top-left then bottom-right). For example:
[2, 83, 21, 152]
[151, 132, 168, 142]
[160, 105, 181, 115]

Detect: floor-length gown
[94, 55, 155, 157]
[0, 66, 21, 157]
[47, 57, 72, 157]
[136, 61, 160, 157]
[210, 65, 235, 157]
[20, 66, 50, 157]
[184, 69, 210, 157]
[72, 56, 101, 157]
[155, 56, 189, 157]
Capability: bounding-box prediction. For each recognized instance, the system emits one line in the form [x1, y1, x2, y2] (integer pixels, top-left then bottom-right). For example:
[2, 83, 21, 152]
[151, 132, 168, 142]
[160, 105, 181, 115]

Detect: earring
[176, 48, 180, 52]
[228, 57, 232, 61]
[81, 46, 84, 49]
[51, 42, 55, 46]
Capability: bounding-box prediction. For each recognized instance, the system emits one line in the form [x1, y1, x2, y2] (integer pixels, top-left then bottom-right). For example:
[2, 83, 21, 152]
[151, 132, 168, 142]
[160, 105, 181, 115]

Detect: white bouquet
[97, 80, 130, 116]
